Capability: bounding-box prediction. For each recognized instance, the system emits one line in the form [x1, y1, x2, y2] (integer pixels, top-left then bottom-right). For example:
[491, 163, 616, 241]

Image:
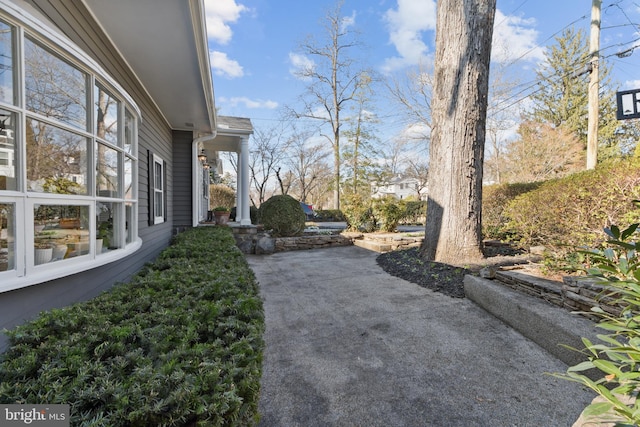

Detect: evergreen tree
[527, 27, 624, 159]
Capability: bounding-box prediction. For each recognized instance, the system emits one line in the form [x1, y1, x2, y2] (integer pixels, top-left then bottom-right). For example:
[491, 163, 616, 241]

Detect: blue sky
[203, 0, 640, 138]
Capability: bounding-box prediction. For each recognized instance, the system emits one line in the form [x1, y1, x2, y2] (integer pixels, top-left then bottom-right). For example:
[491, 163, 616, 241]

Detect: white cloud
[382, 0, 437, 73]
[210, 51, 244, 78]
[288, 52, 315, 79]
[219, 96, 278, 110]
[341, 11, 357, 31]
[204, 0, 248, 45]
[492, 9, 544, 64]
[623, 79, 640, 90]
[402, 122, 430, 140]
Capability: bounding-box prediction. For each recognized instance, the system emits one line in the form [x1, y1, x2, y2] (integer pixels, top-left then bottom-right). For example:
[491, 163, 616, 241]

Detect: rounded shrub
[259, 195, 306, 237]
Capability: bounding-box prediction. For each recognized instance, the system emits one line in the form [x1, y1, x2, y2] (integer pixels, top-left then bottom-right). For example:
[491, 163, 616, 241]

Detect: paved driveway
[246, 245, 593, 427]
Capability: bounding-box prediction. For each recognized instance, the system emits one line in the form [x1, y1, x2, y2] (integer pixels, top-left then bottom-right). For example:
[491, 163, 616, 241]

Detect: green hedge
[341, 196, 426, 232]
[503, 159, 640, 254]
[482, 182, 542, 239]
[313, 209, 345, 222]
[0, 227, 264, 426]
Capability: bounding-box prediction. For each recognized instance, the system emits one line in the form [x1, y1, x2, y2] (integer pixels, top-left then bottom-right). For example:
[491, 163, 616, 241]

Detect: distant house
[0, 0, 252, 349]
[371, 176, 427, 201]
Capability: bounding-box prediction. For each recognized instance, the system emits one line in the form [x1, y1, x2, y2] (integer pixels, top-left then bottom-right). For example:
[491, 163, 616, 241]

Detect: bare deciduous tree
[484, 66, 521, 184]
[502, 121, 584, 183]
[289, 0, 367, 210]
[403, 159, 429, 200]
[283, 127, 331, 203]
[245, 124, 289, 206]
[386, 61, 433, 138]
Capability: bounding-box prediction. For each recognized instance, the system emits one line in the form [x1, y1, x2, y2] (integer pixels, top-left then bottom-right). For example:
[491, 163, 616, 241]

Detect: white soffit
[83, 0, 215, 133]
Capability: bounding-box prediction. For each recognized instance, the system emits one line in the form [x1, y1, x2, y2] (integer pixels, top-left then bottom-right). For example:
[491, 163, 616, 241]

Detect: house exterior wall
[0, 0, 179, 350]
[372, 177, 424, 200]
[172, 130, 194, 232]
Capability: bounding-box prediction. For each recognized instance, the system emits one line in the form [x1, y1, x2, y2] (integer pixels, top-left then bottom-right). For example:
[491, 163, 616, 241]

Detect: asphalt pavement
[246, 245, 594, 427]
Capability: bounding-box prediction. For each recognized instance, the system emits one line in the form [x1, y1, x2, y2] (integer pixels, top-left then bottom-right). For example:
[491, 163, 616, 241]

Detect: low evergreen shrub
[0, 227, 264, 426]
[258, 194, 306, 237]
[314, 209, 345, 222]
[342, 196, 424, 232]
[401, 200, 427, 225]
[341, 193, 376, 232]
[371, 196, 405, 232]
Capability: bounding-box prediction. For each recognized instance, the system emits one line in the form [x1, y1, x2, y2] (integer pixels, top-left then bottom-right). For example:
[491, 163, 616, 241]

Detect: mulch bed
[376, 244, 532, 298]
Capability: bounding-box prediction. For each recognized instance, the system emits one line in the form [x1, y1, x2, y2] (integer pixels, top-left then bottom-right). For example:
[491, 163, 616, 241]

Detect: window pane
[124, 109, 134, 154]
[124, 156, 133, 200]
[0, 109, 17, 191]
[97, 142, 119, 197]
[0, 20, 14, 105]
[154, 190, 163, 217]
[95, 83, 118, 145]
[34, 204, 90, 264]
[26, 118, 88, 194]
[25, 37, 87, 130]
[125, 202, 133, 244]
[0, 203, 15, 271]
[97, 201, 121, 253]
[154, 161, 163, 190]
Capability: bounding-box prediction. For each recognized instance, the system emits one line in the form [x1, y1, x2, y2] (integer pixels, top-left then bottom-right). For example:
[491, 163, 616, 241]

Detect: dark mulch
[376, 244, 533, 298]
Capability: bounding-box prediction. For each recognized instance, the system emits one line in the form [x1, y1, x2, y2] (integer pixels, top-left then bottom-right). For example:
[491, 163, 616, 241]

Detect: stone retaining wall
[490, 270, 625, 320]
[495, 270, 564, 307]
[562, 276, 624, 319]
[231, 226, 356, 254]
[274, 234, 354, 252]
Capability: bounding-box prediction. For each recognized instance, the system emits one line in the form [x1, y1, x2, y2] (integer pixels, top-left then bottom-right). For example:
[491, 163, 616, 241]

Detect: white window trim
[152, 153, 165, 224]
[0, 1, 143, 293]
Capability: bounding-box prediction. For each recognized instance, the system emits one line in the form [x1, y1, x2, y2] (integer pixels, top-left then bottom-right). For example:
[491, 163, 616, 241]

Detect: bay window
[0, 10, 141, 291]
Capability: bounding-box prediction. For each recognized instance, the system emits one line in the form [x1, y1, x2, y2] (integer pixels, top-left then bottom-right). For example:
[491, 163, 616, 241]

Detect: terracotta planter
[214, 211, 230, 226]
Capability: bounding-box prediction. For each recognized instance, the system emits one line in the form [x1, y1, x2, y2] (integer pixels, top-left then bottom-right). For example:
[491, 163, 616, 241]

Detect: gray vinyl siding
[172, 130, 194, 232]
[0, 1, 183, 350]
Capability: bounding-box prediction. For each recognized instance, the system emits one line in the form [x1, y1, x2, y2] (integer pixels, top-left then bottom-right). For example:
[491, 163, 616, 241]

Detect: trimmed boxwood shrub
[258, 194, 306, 237]
[0, 227, 264, 426]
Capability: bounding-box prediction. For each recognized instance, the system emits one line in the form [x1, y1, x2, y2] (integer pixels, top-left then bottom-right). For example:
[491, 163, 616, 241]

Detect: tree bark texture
[421, 0, 496, 264]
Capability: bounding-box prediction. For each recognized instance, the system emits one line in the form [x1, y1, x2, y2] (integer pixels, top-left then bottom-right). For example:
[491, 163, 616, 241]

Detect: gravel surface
[376, 244, 535, 298]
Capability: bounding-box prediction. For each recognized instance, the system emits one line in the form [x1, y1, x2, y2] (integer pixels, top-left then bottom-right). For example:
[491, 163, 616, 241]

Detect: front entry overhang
[192, 116, 253, 227]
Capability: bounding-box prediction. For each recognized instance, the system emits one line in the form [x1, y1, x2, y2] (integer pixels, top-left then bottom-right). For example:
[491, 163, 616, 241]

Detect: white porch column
[235, 151, 242, 222]
[239, 136, 251, 225]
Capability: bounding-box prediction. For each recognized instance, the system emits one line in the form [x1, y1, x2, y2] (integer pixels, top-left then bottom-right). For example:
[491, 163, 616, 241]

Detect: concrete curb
[464, 274, 600, 367]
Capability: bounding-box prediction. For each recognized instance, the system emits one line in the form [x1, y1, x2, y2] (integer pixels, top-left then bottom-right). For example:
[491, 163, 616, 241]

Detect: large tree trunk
[421, 0, 496, 264]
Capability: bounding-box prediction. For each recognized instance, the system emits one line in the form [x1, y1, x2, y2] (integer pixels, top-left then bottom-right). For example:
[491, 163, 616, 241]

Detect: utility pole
[586, 0, 601, 170]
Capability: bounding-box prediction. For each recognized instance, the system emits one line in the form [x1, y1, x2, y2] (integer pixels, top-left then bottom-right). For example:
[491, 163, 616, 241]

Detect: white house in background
[371, 176, 427, 201]
[0, 0, 252, 350]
